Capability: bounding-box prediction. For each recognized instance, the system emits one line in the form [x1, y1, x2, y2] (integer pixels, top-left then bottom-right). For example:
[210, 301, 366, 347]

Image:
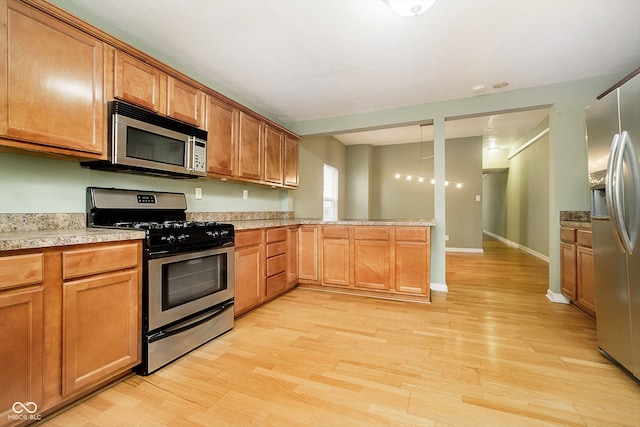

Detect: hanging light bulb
[383, 0, 437, 16]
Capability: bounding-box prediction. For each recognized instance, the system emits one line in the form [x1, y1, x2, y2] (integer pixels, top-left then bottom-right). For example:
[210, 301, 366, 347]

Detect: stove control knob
[207, 230, 220, 239]
[220, 230, 229, 237]
[177, 234, 188, 243]
[166, 235, 176, 244]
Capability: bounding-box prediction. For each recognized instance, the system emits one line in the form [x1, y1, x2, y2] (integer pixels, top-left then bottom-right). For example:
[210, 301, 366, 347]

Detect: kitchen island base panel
[297, 284, 430, 304]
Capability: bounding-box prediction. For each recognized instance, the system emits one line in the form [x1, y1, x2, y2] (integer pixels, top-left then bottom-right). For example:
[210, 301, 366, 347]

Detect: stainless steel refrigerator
[586, 70, 640, 381]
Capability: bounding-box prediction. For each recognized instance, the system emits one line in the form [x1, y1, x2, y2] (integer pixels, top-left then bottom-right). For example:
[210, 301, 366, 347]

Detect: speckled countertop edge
[229, 218, 437, 230]
[559, 211, 591, 229]
[0, 228, 146, 251]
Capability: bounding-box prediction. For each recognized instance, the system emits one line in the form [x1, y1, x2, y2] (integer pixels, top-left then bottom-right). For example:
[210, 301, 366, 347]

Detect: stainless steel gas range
[87, 187, 235, 375]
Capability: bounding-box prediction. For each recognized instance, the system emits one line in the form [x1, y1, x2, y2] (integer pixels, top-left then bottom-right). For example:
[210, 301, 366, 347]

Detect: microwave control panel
[192, 139, 207, 173]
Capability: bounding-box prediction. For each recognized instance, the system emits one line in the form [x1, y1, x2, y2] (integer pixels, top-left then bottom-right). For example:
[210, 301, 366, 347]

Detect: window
[323, 164, 339, 221]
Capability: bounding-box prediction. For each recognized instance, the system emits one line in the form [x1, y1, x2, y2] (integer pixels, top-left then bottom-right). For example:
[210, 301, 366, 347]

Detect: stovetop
[87, 187, 234, 253]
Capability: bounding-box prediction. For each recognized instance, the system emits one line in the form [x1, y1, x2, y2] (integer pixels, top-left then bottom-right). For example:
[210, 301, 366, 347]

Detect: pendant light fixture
[382, 0, 436, 16]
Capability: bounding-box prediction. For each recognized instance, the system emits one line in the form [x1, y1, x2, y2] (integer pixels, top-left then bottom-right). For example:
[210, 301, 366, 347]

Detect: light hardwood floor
[40, 235, 640, 426]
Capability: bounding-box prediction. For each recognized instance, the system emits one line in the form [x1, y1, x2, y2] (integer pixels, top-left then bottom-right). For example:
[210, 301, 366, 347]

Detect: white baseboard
[546, 289, 570, 304]
[446, 247, 484, 253]
[482, 230, 549, 262]
[430, 282, 448, 292]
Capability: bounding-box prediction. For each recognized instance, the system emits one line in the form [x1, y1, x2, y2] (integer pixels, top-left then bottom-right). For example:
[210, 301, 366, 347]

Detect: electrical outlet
[476, 195, 481, 202]
[243, 189, 248, 200]
[445, 234, 449, 241]
[195, 187, 203, 200]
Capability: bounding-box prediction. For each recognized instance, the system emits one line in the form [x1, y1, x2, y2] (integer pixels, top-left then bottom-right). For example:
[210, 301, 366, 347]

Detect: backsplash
[0, 211, 294, 233]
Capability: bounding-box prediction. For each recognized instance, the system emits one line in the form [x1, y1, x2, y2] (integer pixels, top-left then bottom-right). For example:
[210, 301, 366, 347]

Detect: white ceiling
[58, 0, 639, 146]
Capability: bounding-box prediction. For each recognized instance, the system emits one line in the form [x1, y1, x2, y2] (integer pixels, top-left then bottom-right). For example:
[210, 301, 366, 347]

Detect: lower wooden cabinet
[303, 225, 431, 301]
[577, 245, 596, 315]
[234, 230, 264, 316]
[298, 226, 320, 283]
[560, 226, 596, 317]
[265, 228, 288, 298]
[234, 226, 299, 317]
[0, 286, 44, 424]
[354, 239, 390, 290]
[287, 226, 299, 286]
[395, 238, 430, 295]
[62, 270, 139, 396]
[0, 240, 142, 423]
[322, 234, 351, 286]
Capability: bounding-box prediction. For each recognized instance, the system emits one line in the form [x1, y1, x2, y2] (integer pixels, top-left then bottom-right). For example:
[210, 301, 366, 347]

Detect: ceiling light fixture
[383, 0, 436, 16]
[393, 173, 463, 189]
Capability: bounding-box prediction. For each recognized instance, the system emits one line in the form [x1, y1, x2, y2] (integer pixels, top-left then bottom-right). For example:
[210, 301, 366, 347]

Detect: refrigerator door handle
[614, 131, 640, 255]
[606, 133, 626, 252]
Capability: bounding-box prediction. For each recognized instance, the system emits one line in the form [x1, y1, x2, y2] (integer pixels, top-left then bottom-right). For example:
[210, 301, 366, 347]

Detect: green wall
[0, 152, 288, 213]
[291, 135, 346, 219]
[295, 136, 483, 250]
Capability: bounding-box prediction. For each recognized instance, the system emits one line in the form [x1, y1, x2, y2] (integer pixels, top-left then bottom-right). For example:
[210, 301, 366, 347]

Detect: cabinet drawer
[354, 227, 389, 241]
[235, 229, 263, 248]
[63, 243, 139, 280]
[266, 272, 288, 297]
[323, 226, 349, 239]
[577, 229, 592, 248]
[266, 241, 287, 258]
[560, 227, 576, 243]
[266, 254, 287, 277]
[395, 228, 427, 242]
[266, 227, 287, 243]
[0, 253, 44, 290]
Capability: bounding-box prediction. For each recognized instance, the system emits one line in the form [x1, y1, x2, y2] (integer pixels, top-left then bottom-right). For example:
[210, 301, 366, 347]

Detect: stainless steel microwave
[83, 101, 207, 178]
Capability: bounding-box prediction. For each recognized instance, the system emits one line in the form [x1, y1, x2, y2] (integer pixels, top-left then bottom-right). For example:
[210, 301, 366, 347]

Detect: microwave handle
[186, 137, 194, 172]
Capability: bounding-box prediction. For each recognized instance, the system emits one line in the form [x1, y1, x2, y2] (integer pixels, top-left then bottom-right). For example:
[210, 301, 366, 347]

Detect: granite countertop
[229, 218, 436, 230]
[0, 228, 146, 251]
[559, 211, 592, 229]
[0, 215, 435, 252]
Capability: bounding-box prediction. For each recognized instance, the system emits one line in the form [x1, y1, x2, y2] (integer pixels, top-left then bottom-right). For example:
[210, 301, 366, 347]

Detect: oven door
[148, 245, 234, 331]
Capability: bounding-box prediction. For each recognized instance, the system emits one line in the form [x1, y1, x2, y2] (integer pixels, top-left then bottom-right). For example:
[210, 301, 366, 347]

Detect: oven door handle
[148, 301, 234, 343]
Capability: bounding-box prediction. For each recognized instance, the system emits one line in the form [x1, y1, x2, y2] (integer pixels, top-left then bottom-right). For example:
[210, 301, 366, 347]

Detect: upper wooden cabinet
[284, 135, 299, 187]
[113, 50, 161, 112]
[238, 112, 263, 180]
[205, 96, 237, 176]
[0, 0, 299, 187]
[0, 0, 105, 156]
[112, 50, 203, 126]
[167, 76, 203, 126]
[264, 126, 284, 185]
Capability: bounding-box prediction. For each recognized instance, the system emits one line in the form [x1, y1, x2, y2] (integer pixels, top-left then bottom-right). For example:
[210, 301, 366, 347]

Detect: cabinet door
[577, 246, 596, 316]
[234, 245, 264, 316]
[354, 240, 390, 290]
[1, 0, 104, 154]
[395, 242, 429, 294]
[284, 135, 299, 187]
[323, 238, 350, 287]
[264, 126, 284, 184]
[237, 112, 263, 180]
[114, 50, 161, 112]
[299, 226, 319, 283]
[167, 77, 202, 126]
[63, 270, 139, 396]
[395, 228, 429, 295]
[287, 227, 299, 287]
[206, 96, 236, 176]
[0, 286, 44, 421]
[560, 242, 577, 300]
